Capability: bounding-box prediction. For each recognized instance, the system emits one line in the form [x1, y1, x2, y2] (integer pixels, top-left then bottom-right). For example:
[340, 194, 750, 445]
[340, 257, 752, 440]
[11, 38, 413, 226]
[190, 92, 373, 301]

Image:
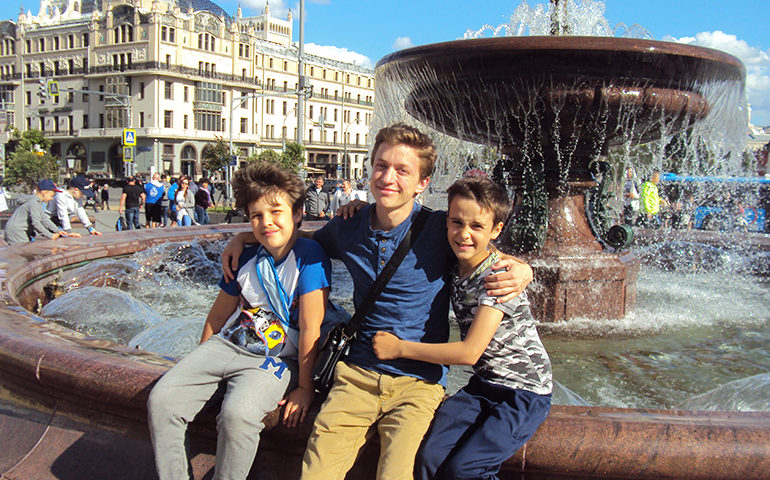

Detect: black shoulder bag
[311, 207, 431, 393]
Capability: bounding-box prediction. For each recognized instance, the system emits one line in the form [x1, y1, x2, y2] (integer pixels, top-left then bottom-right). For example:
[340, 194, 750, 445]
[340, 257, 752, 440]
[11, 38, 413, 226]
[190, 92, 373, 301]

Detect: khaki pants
[302, 361, 444, 480]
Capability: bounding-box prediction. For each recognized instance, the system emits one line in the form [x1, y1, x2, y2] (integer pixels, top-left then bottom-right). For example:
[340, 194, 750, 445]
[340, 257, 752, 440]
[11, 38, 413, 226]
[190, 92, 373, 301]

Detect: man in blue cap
[50, 175, 103, 236]
[4, 179, 68, 245]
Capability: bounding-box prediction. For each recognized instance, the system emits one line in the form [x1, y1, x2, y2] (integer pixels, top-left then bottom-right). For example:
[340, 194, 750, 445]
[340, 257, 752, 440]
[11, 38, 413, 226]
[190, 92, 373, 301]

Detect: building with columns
[0, 0, 374, 180]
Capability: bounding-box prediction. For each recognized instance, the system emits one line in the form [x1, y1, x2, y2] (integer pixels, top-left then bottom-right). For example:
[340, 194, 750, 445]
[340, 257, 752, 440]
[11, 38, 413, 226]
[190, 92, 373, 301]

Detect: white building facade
[0, 0, 374, 180]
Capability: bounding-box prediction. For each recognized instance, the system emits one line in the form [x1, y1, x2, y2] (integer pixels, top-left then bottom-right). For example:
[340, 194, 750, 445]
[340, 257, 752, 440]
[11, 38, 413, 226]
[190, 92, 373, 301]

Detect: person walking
[304, 176, 329, 221]
[100, 184, 110, 210]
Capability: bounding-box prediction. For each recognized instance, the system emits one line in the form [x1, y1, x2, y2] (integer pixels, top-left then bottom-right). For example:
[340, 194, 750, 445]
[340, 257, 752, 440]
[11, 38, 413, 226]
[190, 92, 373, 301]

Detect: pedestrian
[144, 173, 165, 228]
[304, 176, 329, 221]
[50, 175, 102, 236]
[194, 178, 214, 225]
[175, 176, 195, 226]
[100, 184, 110, 210]
[4, 179, 68, 245]
[159, 173, 171, 227]
[118, 176, 146, 230]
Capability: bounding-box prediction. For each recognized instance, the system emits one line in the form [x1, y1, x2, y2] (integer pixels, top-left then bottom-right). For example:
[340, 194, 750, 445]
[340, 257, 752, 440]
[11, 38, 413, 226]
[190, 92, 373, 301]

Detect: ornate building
[0, 0, 375, 180]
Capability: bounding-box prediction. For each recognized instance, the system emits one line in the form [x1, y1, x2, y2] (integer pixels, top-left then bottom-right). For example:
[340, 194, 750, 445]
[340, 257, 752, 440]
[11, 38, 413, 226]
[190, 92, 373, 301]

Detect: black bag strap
[341, 206, 431, 338]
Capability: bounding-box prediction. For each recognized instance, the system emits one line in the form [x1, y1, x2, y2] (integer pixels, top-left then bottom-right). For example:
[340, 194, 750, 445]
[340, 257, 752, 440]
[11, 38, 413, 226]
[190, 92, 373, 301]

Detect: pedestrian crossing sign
[123, 146, 134, 162]
[123, 128, 136, 146]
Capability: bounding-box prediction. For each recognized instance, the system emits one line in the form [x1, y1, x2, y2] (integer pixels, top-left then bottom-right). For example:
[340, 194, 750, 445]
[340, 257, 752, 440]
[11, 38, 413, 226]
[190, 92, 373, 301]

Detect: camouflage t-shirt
[451, 251, 553, 395]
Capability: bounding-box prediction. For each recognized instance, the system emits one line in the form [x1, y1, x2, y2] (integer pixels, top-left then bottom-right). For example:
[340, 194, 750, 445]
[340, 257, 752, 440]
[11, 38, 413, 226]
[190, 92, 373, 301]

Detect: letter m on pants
[259, 357, 288, 380]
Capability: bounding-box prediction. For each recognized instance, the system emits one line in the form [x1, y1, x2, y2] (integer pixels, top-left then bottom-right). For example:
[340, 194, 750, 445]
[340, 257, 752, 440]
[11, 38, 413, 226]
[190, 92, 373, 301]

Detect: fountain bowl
[0, 227, 769, 479]
[377, 36, 744, 167]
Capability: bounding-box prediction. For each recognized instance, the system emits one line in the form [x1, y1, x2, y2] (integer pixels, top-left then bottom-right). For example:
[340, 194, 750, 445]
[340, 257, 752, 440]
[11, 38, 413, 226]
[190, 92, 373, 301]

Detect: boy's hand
[279, 386, 315, 428]
[68, 232, 83, 238]
[484, 257, 533, 303]
[336, 199, 368, 219]
[372, 331, 402, 360]
[221, 235, 246, 282]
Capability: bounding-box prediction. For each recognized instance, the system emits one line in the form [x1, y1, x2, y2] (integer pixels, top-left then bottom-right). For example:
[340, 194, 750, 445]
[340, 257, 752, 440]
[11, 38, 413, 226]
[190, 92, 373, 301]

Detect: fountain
[374, 0, 747, 321]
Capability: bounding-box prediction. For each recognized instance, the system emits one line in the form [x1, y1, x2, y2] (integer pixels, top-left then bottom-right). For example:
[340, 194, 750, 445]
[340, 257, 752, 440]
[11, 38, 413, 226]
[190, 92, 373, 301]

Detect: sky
[2, 0, 769, 125]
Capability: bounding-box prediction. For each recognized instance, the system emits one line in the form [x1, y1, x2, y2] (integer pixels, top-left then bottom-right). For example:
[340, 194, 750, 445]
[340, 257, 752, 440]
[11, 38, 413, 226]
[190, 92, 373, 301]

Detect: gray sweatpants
[147, 336, 296, 480]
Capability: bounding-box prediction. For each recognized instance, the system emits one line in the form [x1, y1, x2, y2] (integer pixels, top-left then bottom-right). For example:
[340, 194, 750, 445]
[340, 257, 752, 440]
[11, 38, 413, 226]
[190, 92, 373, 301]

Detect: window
[169, 28, 175, 43]
[140, 112, 145, 127]
[25, 39, 30, 53]
[99, 85, 104, 101]
[198, 33, 216, 52]
[164, 110, 173, 128]
[83, 114, 88, 129]
[83, 57, 88, 71]
[240, 118, 247, 133]
[282, 101, 287, 115]
[183, 86, 188, 102]
[25, 91, 30, 105]
[38, 38, 45, 52]
[82, 33, 89, 47]
[161, 26, 168, 42]
[165, 54, 170, 67]
[99, 113, 104, 128]
[164, 81, 173, 100]
[139, 82, 145, 99]
[183, 114, 188, 129]
[54, 37, 60, 50]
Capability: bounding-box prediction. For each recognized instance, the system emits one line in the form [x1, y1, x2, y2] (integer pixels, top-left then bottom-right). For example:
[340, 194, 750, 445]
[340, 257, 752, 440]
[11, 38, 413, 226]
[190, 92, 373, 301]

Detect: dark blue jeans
[194, 205, 210, 225]
[415, 375, 551, 480]
[125, 206, 141, 230]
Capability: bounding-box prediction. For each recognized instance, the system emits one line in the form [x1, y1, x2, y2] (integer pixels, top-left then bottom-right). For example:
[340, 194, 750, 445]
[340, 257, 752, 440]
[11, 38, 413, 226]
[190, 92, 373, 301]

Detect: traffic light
[38, 78, 48, 98]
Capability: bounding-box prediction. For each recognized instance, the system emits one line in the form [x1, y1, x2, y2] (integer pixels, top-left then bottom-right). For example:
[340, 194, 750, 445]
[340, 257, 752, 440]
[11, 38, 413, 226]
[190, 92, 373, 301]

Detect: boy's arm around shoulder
[484, 250, 533, 303]
[373, 305, 503, 366]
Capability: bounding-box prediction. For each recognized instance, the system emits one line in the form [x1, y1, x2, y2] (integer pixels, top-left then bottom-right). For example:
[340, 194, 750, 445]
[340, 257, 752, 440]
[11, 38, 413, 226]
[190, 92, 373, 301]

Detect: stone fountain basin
[377, 36, 745, 160]
[0, 226, 768, 479]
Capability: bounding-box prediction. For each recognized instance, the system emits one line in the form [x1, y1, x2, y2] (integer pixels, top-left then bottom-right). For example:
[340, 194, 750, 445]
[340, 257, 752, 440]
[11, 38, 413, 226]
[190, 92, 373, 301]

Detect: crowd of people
[118, 173, 218, 229]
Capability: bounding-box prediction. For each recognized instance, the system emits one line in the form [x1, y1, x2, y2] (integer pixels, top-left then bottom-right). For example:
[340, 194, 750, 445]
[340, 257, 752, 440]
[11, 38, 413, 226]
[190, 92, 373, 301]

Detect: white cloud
[665, 31, 770, 126]
[392, 36, 413, 51]
[241, 0, 291, 18]
[304, 43, 373, 68]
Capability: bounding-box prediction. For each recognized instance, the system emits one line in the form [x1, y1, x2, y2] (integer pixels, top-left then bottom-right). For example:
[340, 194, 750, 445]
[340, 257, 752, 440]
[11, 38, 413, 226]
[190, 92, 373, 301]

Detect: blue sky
[3, 0, 769, 124]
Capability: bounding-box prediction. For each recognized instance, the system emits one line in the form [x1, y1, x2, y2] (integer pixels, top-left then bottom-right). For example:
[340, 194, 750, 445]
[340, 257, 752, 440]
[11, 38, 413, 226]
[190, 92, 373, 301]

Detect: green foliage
[6, 128, 53, 158]
[5, 151, 60, 192]
[245, 143, 304, 175]
[201, 137, 232, 174]
[281, 142, 304, 174]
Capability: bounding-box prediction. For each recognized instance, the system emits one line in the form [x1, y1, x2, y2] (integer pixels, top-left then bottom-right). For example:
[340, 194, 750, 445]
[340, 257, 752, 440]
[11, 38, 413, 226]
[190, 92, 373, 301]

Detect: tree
[5, 151, 60, 192]
[245, 143, 304, 175]
[201, 137, 232, 174]
[4, 129, 60, 192]
[281, 142, 304, 174]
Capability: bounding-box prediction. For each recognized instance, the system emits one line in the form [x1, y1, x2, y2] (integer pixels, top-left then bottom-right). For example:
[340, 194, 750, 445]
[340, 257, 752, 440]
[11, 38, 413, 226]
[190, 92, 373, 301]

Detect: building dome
[175, 0, 232, 21]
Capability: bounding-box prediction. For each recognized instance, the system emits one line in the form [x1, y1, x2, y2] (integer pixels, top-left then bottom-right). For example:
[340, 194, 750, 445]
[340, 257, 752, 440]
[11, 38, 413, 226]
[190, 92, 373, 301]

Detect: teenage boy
[4, 179, 68, 245]
[50, 175, 102, 236]
[222, 123, 532, 479]
[373, 176, 552, 480]
[147, 162, 332, 479]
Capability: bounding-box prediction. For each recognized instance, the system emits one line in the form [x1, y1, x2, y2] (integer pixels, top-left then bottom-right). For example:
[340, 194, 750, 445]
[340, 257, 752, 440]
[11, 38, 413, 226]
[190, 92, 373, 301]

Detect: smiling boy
[373, 176, 552, 480]
[147, 162, 331, 479]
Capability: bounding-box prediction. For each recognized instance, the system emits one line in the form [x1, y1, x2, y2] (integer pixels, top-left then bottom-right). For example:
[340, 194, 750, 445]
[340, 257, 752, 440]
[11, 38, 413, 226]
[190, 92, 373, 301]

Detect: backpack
[116, 215, 127, 231]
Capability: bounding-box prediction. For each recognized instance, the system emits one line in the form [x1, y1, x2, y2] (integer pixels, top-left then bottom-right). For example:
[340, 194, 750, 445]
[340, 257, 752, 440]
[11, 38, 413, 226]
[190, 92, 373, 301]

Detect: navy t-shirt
[313, 202, 454, 385]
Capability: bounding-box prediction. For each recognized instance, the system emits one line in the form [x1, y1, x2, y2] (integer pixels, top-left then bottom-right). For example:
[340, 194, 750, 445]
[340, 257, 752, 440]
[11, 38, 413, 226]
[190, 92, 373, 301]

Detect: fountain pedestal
[516, 189, 639, 322]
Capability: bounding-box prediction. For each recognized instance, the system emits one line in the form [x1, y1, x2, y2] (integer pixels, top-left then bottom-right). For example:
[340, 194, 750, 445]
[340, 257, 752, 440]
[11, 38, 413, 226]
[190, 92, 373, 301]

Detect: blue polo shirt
[313, 202, 454, 385]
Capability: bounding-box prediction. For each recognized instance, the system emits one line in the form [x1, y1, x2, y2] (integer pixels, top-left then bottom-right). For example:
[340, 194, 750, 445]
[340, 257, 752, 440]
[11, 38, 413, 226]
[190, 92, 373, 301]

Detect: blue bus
[659, 173, 769, 232]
